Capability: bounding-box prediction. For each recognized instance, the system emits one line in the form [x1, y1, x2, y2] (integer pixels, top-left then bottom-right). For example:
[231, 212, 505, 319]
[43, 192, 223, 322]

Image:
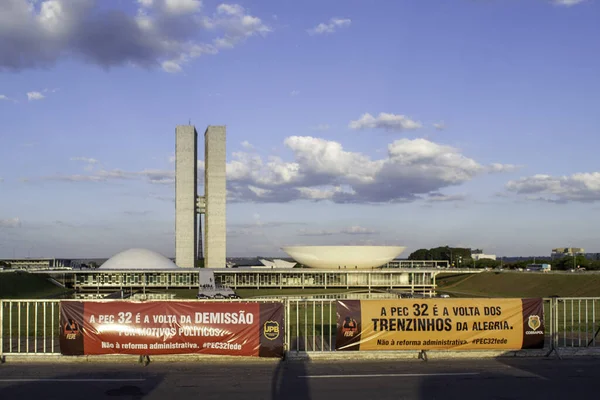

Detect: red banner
[60, 301, 284, 358]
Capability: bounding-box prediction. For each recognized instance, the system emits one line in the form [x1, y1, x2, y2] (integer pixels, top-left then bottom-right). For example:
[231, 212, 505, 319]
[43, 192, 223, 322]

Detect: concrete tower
[203, 126, 226, 268]
[175, 125, 198, 268]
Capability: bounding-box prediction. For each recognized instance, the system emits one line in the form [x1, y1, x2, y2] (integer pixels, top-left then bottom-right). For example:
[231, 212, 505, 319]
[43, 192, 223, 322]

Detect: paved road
[0, 357, 598, 399]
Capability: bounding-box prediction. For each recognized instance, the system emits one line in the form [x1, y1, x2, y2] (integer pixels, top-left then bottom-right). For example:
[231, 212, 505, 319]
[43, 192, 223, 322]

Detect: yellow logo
[264, 321, 280, 340]
[528, 315, 541, 331]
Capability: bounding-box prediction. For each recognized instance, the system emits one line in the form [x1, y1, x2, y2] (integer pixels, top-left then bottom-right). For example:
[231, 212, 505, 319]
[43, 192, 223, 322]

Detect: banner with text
[60, 301, 284, 358]
[336, 298, 544, 351]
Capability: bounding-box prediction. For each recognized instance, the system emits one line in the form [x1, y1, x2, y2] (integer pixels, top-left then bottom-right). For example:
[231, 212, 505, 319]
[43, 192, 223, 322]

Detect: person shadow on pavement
[271, 356, 311, 400]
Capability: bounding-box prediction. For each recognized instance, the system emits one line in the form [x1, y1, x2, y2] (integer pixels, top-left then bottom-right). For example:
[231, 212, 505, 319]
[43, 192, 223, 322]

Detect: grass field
[0, 272, 71, 299]
[437, 271, 600, 298]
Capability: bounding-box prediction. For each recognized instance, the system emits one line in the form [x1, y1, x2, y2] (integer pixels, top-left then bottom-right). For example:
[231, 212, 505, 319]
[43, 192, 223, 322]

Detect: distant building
[471, 249, 496, 261]
[551, 247, 585, 259]
[0, 258, 71, 270]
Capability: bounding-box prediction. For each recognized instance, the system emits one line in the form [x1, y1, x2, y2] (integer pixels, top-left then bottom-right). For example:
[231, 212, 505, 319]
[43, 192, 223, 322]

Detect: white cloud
[24, 136, 514, 204]
[0, 0, 269, 73]
[241, 140, 254, 150]
[290, 90, 299, 96]
[161, 60, 182, 73]
[41, 174, 108, 182]
[0, 177, 4, 182]
[200, 4, 270, 47]
[551, 0, 586, 6]
[308, 17, 351, 35]
[160, 3, 270, 71]
[342, 226, 378, 235]
[426, 193, 466, 203]
[27, 91, 45, 101]
[0, 94, 18, 103]
[433, 122, 445, 130]
[33, 167, 175, 184]
[70, 156, 99, 171]
[349, 113, 422, 132]
[70, 156, 99, 164]
[506, 172, 600, 203]
[223, 136, 514, 204]
[0, 217, 22, 228]
[488, 163, 520, 173]
[298, 226, 378, 236]
[162, 0, 202, 15]
[136, 169, 175, 184]
[311, 124, 330, 131]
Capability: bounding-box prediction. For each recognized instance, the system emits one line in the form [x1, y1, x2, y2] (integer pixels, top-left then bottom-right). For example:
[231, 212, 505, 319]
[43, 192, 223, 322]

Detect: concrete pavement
[1, 357, 599, 399]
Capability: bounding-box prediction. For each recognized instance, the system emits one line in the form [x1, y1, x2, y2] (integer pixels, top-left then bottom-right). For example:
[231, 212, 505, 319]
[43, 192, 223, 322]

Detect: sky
[1, 0, 599, 259]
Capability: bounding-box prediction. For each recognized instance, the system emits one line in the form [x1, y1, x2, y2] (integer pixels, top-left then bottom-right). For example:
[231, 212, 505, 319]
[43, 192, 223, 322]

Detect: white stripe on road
[0, 379, 146, 383]
[300, 372, 480, 379]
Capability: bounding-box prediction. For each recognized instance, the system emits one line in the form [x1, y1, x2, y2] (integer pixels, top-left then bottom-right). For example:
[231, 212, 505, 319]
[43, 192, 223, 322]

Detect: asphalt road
[0, 357, 598, 399]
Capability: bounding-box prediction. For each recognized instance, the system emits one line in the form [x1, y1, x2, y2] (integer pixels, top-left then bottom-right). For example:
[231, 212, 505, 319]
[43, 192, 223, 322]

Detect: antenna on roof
[189, 119, 191, 125]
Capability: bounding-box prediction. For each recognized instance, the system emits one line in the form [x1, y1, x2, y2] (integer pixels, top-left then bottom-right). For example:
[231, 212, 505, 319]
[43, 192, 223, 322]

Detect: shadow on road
[0, 369, 165, 400]
[271, 357, 311, 400]
[417, 353, 600, 400]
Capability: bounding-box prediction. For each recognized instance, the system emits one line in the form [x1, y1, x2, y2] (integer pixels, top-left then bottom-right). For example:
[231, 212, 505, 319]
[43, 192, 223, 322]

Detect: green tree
[408, 249, 431, 260]
[471, 258, 500, 269]
[587, 261, 600, 271]
[555, 255, 589, 271]
[408, 246, 472, 266]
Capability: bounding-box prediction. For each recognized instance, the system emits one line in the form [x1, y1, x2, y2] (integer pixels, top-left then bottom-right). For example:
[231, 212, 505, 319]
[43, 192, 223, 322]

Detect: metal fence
[2, 297, 600, 358]
[546, 297, 600, 349]
[1, 300, 61, 355]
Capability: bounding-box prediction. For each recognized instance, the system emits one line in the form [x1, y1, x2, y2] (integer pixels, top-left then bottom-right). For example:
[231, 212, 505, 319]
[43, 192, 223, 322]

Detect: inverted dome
[281, 246, 405, 270]
[259, 259, 297, 268]
[100, 248, 179, 270]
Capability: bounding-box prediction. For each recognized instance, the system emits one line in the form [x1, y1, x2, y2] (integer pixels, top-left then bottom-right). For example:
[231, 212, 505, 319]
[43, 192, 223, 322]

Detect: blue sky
[1, 0, 599, 259]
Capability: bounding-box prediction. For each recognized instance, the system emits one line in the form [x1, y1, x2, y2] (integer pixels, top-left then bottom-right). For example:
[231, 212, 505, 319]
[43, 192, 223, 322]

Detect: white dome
[281, 246, 406, 270]
[100, 248, 179, 270]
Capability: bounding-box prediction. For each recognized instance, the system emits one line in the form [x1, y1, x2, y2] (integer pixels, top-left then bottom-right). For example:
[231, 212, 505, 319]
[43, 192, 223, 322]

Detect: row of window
[74, 272, 433, 287]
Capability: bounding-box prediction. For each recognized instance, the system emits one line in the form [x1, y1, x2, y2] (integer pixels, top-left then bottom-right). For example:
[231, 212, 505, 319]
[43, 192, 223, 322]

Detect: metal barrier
[546, 297, 600, 351]
[1, 300, 61, 356]
[2, 297, 600, 358]
[287, 299, 337, 352]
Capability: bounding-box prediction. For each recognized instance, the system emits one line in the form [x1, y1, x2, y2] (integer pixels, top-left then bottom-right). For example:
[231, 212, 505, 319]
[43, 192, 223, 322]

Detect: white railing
[546, 297, 600, 350]
[1, 300, 61, 356]
[2, 297, 600, 358]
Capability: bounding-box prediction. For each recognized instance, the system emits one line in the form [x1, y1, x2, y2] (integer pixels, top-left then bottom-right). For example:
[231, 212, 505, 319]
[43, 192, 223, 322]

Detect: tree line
[408, 246, 600, 271]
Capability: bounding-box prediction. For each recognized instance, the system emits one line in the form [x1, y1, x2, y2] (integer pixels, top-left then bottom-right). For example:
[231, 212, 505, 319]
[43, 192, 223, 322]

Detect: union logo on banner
[263, 321, 280, 340]
[528, 315, 541, 331]
[341, 316, 358, 337]
[64, 319, 81, 340]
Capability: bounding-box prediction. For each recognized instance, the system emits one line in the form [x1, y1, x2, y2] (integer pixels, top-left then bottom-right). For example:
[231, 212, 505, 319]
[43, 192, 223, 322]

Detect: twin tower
[175, 125, 226, 269]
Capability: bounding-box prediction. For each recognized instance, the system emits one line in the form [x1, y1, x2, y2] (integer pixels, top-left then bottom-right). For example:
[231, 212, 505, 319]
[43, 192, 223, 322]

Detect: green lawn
[437, 272, 600, 298]
[0, 272, 72, 299]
